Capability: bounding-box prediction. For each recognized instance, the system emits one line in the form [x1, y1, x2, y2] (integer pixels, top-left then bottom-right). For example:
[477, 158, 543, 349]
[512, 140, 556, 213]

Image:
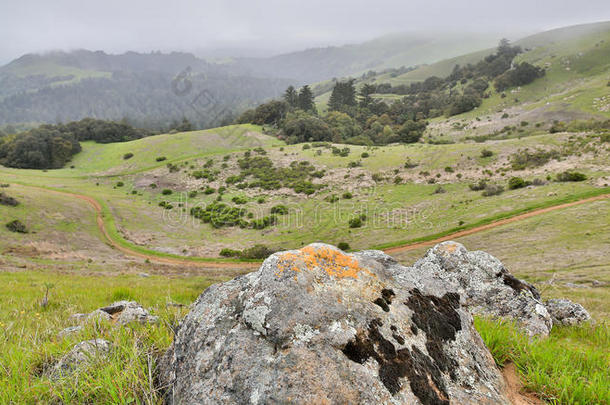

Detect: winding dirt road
[16, 184, 610, 268]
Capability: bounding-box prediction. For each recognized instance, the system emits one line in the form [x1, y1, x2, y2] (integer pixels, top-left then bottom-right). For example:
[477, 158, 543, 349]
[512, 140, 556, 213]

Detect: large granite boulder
[396, 241, 554, 337]
[160, 243, 510, 404]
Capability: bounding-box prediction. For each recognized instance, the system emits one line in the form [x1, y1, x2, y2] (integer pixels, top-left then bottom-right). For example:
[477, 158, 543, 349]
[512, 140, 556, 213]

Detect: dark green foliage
[342, 192, 353, 199]
[348, 213, 367, 228]
[508, 177, 528, 189]
[348, 161, 362, 168]
[166, 163, 179, 173]
[469, 180, 488, 191]
[231, 196, 248, 204]
[239, 244, 274, 260]
[219, 248, 240, 258]
[116, 182, 124, 187]
[0, 126, 81, 169]
[328, 79, 357, 112]
[297, 85, 316, 113]
[348, 217, 363, 228]
[332, 147, 351, 157]
[449, 93, 482, 116]
[283, 86, 298, 108]
[250, 215, 277, 230]
[283, 116, 332, 144]
[188, 191, 197, 198]
[480, 149, 494, 158]
[495, 62, 545, 91]
[0, 192, 19, 207]
[156, 156, 167, 162]
[337, 242, 350, 251]
[123, 153, 134, 160]
[444, 166, 454, 173]
[161, 189, 172, 195]
[190, 202, 247, 228]
[433, 186, 446, 194]
[6, 219, 27, 233]
[203, 186, 216, 195]
[556, 171, 587, 182]
[59, 118, 150, 143]
[237, 156, 323, 195]
[158, 201, 173, 210]
[245, 100, 288, 126]
[398, 120, 427, 143]
[270, 205, 289, 215]
[481, 184, 505, 197]
[510, 148, 560, 170]
[361, 152, 369, 158]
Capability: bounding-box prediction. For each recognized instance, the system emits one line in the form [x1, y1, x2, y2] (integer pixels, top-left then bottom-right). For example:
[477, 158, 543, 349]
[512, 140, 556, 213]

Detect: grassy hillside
[314, 21, 610, 125]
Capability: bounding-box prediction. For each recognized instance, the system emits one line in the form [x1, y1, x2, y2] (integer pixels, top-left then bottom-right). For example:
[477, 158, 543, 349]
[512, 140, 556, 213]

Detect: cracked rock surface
[160, 243, 510, 404]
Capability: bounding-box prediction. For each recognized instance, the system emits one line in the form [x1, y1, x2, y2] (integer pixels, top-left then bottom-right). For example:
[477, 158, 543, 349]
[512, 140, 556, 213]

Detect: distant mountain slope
[0, 50, 291, 129]
[232, 32, 498, 83]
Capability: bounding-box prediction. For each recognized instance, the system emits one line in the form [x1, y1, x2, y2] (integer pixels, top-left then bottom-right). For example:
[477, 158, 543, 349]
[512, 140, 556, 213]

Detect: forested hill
[231, 32, 498, 83]
[0, 50, 292, 130]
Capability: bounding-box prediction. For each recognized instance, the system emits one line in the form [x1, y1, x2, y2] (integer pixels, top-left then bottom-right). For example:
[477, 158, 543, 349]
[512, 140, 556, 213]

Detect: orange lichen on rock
[276, 245, 367, 279]
[440, 242, 459, 253]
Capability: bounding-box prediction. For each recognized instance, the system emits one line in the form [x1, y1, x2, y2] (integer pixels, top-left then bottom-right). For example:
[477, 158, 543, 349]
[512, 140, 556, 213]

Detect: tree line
[0, 118, 152, 169]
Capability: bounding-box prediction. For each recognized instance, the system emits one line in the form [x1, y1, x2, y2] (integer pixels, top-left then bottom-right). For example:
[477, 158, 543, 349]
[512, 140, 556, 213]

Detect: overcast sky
[1, 0, 609, 64]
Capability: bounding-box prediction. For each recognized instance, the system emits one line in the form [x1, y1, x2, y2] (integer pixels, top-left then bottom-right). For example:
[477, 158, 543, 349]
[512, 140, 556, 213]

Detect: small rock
[139, 273, 150, 278]
[99, 301, 159, 325]
[58, 326, 83, 338]
[46, 339, 111, 379]
[564, 282, 590, 289]
[545, 299, 591, 326]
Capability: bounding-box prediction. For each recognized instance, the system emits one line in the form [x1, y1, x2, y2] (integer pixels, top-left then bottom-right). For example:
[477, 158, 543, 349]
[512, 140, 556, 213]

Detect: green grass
[0, 270, 222, 404]
[475, 317, 610, 404]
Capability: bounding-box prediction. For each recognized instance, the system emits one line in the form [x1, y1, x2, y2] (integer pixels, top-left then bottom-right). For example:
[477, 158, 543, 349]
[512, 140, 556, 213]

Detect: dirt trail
[16, 184, 609, 268]
[384, 193, 609, 254]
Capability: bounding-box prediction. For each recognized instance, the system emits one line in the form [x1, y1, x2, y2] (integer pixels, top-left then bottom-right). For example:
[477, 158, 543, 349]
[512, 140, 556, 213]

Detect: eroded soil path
[16, 184, 609, 268]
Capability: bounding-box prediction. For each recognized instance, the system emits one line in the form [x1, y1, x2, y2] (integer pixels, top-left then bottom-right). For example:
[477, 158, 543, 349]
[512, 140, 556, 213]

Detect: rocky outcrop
[45, 339, 111, 379]
[69, 301, 158, 326]
[545, 299, 591, 326]
[160, 243, 510, 404]
[396, 242, 553, 336]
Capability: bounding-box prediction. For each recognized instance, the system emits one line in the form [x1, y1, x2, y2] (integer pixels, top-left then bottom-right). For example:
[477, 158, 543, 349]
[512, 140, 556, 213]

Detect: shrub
[302, 144, 311, 150]
[469, 180, 488, 191]
[250, 215, 277, 230]
[434, 186, 446, 194]
[482, 184, 504, 197]
[203, 187, 215, 195]
[188, 191, 197, 198]
[337, 242, 350, 251]
[348, 217, 363, 228]
[556, 171, 587, 182]
[6, 219, 27, 233]
[510, 148, 559, 170]
[116, 181, 124, 187]
[219, 248, 240, 258]
[501, 113, 509, 119]
[342, 192, 353, 199]
[444, 166, 454, 173]
[325, 194, 339, 203]
[155, 156, 167, 162]
[161, 189, 172, 195]
[231, 196, 248, 204]
[508, 177, 528, 189]
[0, 192, 19, 207]
[239, 244, 273, 259]
[480, 149, 493, 158]
[257, 197, 265, 204]
[123, 152, 134, 160]
[270, 205, 289, 215]
[361, 152, 369, 158]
